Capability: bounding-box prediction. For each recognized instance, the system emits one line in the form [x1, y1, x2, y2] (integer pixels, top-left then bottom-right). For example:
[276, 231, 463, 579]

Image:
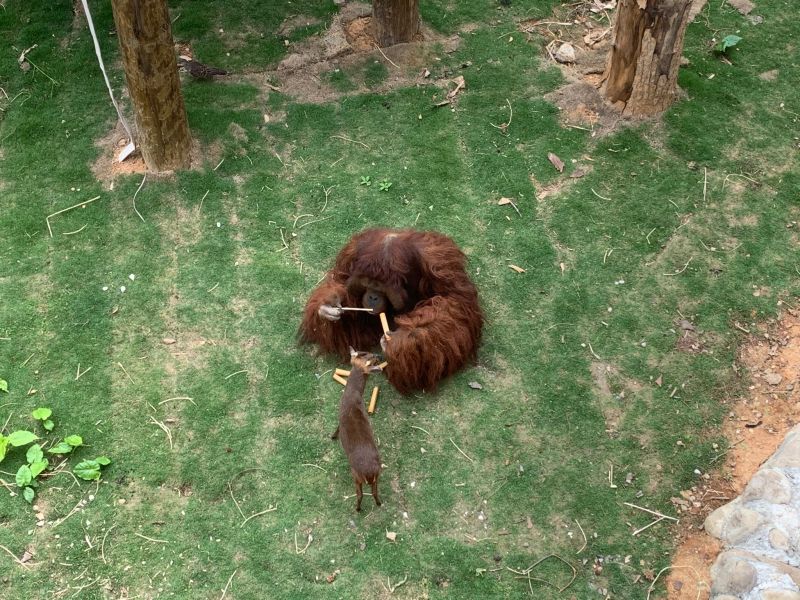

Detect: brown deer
[331, 348, 383, 511]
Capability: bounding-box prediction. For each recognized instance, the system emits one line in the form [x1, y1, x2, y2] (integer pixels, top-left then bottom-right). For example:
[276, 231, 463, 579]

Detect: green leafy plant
[1, 409, 109, 504]
[379, 179, 393, 192]
[0, 378, 8, 393]
[359, 176, 372, 186]
[32, 407, 54, 432]
[715, 34, 742, 53]
[74, 456, 111, 481]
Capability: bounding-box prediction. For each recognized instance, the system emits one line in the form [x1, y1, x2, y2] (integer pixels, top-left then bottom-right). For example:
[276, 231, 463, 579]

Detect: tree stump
[602, 0, 693, 116]
[111, 0, 191, 172]
[372, 0, 420, 47]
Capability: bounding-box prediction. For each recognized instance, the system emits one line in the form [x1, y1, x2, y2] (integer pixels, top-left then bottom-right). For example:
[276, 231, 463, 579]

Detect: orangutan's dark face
[361, 288, 388, 314]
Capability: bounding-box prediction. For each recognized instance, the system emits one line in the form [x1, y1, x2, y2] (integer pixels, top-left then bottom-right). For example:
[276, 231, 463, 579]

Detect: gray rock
[706, 504, 763, 545]
[766, 426, 800, 469]
[769, 528, 791, 552]
[763, 590, 800, 600]
[554, 43, 576, 64]
[711, 552, 757, 595]
[742, 468, 793, 504]
[765, 372, 784, 386]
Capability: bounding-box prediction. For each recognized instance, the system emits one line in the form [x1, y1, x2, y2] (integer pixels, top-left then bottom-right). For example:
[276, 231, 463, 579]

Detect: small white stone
[128, 274, 135, 281]
[102, 286, 108, 291]
[120, 286, 126, 293]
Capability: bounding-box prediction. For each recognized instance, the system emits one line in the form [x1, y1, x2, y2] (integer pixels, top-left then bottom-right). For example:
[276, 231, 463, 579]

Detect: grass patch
[1, 1, 798, 599]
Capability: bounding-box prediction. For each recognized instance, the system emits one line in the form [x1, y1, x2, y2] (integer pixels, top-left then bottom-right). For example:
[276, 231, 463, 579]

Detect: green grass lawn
[1, 0, 798, 598]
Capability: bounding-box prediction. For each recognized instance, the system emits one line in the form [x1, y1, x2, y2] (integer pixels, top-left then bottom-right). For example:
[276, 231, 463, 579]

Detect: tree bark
[372, 0, 420, 47]
[111, 0, 191, 172]
[602, 0, 692, 116]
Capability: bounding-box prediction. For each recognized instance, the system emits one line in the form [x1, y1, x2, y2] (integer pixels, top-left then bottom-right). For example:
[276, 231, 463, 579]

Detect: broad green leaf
[26, 444, 43, 464]
[74, 460, 101, 481]
[43, 419, 55, 432]
[0, 379, 7, 393]
[8, 430, 38, 447]
[48, 441, 73, 454]
[0, 437, 7, 463]
[16, 465, 32, 487]
[715, 34, 742, 53]
[30, 459, 48, 478]
[23, 487, 34, 503]
[32, 407, 52, 421]
[95, 456, 111, 466]
[65, 435, 83, 447]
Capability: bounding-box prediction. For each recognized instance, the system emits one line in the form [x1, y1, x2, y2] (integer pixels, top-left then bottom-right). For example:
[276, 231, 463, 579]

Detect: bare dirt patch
[241, 2, 459, 104]
[666, 305, 800, 599]
[521, 0, 706, 137]
[91, 121, 220, 188]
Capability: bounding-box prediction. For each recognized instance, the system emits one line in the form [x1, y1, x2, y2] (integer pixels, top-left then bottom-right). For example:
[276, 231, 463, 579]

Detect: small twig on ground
[134, 532, 169, 544]
[633, 516, 666, 536]
[158, 396, 196, 406]
[296, 215, 333, 230]
[292, 213, 314, 228]
[224, 370, 247, 380]
[574, 519, 587, 554]
[623, 502, 678, 522]
[330, 135, 370, 149]
[702, 167, 708, 203]
[133, 174, 146, 223]
[321, 186, 333, 212]
[664, 256, 693, 276]
[199, 189, 209, 209]
[646, 227, 657, 244]
[385, 574, 408, 593]
[53, 490, 91, 529]
[100, 524, 117, 564]
[0, 543, 31, 569]
[277, 227, 289, 251]
[75, 364, 92, 381]
[46, 196, 101, 237]
[301, 463, 327, 472]
[117, 362, 135, 384]
[228, 482, 246, 520]
[213, 158, 225, 171]
[733, 322, 750, 334]
[449, 437, 475, 464]
[149, 416, 173, 449]
[410, 425, 431, 436]
[21, 353, 35, 366]
[62, 224, 88, 236]
[490, 99, 513, 134]
[207, 282, 219, 293]
[240, 505, 278, 528]
[591, 188, 611, 201]
[294, 531, 313, 554]
[373, 43, 400, 69]
[220, 569, 238, 600]
[586, 342, 601, 360]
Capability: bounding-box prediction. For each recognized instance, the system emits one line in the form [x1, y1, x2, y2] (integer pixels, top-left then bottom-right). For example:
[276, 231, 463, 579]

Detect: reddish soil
[667, 306, 800, 599]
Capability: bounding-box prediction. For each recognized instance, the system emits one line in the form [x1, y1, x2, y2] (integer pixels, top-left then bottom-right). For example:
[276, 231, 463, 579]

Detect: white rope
[80, 0, 136, 162]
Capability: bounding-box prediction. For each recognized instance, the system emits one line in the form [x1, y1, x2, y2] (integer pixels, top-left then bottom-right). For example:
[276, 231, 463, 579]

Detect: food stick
[379, 312, 391, 340]
[368, 386, 379, 414]
[377, 361, 388, 370]
[333, 373, 348, 386]
[334, 368, 351, 377]
[339, 307, 375, 313]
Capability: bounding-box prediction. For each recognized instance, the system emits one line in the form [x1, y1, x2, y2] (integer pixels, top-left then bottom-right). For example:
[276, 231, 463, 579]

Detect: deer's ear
[349, 346, 357, 358]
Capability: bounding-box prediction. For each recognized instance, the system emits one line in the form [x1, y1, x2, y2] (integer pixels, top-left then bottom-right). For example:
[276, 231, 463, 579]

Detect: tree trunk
[111, 0, 191, 172]
[602, 0, 692, 116]
[372, 0, 420, 47]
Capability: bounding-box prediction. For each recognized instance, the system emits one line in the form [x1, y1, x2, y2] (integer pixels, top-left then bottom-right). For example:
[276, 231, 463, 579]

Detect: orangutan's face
[361, 288, 388, 314]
